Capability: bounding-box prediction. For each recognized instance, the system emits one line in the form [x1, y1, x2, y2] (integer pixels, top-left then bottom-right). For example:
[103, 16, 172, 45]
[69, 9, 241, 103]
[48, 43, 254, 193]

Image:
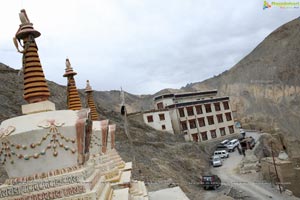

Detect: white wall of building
[169, 109, 181, 135]
[154, 98, 174, 109]
[143, 110, 174, 134]
[171, 100, 238, 142]
[149, 91, 239, 143]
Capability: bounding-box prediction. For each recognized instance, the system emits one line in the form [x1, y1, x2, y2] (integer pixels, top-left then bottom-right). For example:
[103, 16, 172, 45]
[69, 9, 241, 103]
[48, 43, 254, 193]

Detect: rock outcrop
[182, 17, 300, 142]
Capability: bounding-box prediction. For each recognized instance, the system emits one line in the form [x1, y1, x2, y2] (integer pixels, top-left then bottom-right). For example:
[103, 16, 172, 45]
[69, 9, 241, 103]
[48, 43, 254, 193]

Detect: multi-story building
[143, 90, 239, 142]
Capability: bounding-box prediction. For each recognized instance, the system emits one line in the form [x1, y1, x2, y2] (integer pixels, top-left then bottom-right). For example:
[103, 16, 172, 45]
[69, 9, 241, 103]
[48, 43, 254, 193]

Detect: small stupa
[63, 58, 82, 110]
[0, 9, 148, 200]
[14, 9, 50, 104]
[85, 80, 99, 121]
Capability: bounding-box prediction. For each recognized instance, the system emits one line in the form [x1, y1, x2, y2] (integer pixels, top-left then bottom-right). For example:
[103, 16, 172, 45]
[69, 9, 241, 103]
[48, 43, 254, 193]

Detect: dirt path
[203, 132, 299, 200]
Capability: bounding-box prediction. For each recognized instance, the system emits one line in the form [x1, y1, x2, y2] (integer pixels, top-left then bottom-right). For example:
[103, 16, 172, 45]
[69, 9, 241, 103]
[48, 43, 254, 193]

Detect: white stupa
[0, 9, 148, 200]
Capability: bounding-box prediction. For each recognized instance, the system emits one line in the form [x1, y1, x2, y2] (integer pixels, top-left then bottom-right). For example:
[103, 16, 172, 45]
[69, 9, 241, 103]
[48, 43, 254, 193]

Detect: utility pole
[120, 88, 135, 167]
[270, 141, 282, 193]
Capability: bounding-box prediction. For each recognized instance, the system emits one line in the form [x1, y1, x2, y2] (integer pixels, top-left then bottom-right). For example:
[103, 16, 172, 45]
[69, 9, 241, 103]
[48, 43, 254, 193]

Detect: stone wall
[261, 157, 300, 197]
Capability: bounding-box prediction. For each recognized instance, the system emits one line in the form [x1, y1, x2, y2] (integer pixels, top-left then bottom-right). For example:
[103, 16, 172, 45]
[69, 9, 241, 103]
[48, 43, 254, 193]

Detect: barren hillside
[182, 17, 300, 140]
[0, 63, 210, 199]
[1, 16, 300, 199]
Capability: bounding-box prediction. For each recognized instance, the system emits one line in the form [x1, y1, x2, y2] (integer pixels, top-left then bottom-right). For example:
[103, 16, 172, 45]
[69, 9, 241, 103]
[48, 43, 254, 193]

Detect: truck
[200, 175, 221, 190]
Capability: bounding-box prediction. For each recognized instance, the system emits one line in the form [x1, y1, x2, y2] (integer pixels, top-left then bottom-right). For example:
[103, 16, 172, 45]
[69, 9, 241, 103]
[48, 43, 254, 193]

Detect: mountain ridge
[1, 17, 300, 198]
[181, 17, 300, 142]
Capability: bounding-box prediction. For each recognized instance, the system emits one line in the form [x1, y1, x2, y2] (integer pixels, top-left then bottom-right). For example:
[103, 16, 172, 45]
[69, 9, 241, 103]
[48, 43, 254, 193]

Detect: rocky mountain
[0, 62, 150, 120]
[182, 17, 300, 141]
[1, 16, 300, 198]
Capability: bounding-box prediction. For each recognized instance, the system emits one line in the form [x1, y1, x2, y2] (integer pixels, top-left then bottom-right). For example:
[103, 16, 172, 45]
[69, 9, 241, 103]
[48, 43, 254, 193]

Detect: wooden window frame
[147, 115, 153, 123]
[207, 116, 214, 125]
[159, 113, 165, 121]
[205, 104, 212, 113]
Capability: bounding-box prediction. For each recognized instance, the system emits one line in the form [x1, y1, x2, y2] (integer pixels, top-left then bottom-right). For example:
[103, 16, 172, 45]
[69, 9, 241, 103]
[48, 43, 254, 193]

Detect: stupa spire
[85, 80, 99, 121]
[63, 58, 82, 110]
[14, 9, 50, 103]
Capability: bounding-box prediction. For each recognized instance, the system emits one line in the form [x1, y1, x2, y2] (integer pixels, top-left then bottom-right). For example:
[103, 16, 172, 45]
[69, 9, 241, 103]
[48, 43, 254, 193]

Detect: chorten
[0, 9, 149, 200]
[85, 80, 99, 121]
[14, 9, 50, 104]
[63, 58, 82, 110]
[84, 80, 107, 156]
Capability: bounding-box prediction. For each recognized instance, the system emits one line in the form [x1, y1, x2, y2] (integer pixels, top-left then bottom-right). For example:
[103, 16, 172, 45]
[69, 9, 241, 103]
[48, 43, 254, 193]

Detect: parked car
[212, 155, 222, 167]
[220, 139, 230, 146]
[216, 144, 229, 152]
[214, 150, 229, 158]
[227, 139, 240, 152]
[216, 139, 230, 151]
[201, 175, 221, 190]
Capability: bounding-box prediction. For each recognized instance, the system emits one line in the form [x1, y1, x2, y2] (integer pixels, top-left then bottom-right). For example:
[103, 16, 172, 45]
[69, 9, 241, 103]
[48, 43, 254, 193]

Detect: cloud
[0, 0, 299, 94]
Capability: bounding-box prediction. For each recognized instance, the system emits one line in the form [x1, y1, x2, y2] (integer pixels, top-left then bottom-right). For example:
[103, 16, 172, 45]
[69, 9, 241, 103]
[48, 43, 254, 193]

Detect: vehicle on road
[220, 139, 230, 146]
[240, 136, 256, 150]
[212, 155, 222, 167]
[201, 175, 221, 190]
[216, 144, 229, 152]
[214, 150, 229, 158]
[227, 139, 240, 152]
[240, 129, 246, 138]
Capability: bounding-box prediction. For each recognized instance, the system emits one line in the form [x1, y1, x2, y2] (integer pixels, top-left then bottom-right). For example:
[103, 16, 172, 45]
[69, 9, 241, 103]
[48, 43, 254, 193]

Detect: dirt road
[203, 132, 299, 200]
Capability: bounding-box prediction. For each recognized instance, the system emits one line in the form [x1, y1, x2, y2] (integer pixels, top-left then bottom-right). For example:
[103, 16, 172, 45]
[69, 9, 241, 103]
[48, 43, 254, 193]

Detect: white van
[212, 155, 223, 167]
[220, 139, 230, 146]
[227, 139, 240, 152]
[214, 150, 229, 158]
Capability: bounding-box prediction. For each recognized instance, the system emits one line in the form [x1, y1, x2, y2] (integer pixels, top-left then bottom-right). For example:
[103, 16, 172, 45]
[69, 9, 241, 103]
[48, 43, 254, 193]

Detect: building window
[220, 128, 226, 136]
[192, 134, 198, 142]
[201, 132, 208, 141]
[207, 116, 214, 125]
[217, 114, 223, 123]
[228, 126, 234, 134]
[223, 101, 229, 110]
[189, 119, 196, 129]
[147, 115, 153, 123]
[181, 121, 187, 131]
[198, 117, 205, 127]
[214, 103, 221, 111]
[162, 125, 166, 130]
[157, 102, 164, 109]
[225, 112, 232, 121]
[187, 107, 194, 116]
[195, 105, 203, 114]
[210, 130, 217, 139]
[179, 108, 185, 117]
[205, 104, 212, 113]
[159, 113, 165, 121]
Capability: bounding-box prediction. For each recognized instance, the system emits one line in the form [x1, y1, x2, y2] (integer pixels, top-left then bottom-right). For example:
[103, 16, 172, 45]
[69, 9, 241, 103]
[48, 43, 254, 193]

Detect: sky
[0, 0, 299, 95]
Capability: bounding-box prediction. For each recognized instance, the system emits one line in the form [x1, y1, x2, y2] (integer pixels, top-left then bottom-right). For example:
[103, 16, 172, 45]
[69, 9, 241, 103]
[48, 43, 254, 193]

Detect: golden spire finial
[85, 80, 99, 121]
[64, 58, 77, 76]
[63, 58, 82, 110]
[14, 9, 50, 104]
